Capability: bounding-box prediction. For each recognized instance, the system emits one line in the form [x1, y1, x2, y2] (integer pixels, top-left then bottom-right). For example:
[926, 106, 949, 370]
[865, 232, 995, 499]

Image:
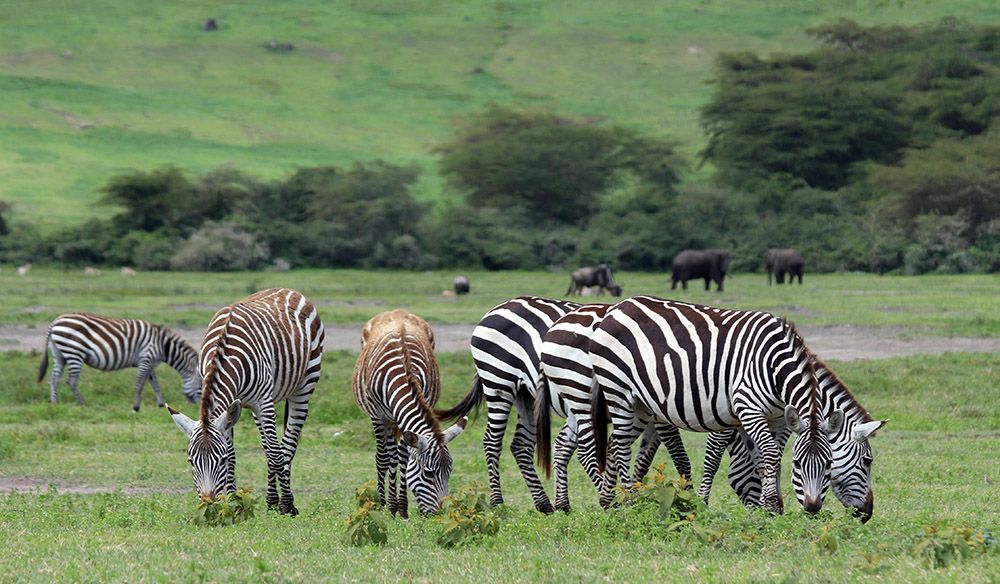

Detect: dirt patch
[0, 476, 188, 495]
[5, 323, 999, 361]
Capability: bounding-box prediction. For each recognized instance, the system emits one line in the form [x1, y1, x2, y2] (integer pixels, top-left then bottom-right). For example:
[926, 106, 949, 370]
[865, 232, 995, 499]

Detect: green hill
[2, 0, 997, 231]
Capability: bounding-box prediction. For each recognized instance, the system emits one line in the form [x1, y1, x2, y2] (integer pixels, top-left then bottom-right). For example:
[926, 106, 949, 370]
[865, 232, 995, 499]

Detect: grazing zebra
[535, 303, 691, 512]
[699, 360, 886, 522]
[436, 296, 583, 513]
[588, 296, 843, 514]
[352, 310, 467, 516]
[168, 288, 323, 515]
[38, 313, 200, 411]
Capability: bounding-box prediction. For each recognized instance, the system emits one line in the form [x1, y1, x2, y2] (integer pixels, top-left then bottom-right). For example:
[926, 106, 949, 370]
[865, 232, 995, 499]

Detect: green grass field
[0, 272, 998, 581]
[3, 1, 999, 230]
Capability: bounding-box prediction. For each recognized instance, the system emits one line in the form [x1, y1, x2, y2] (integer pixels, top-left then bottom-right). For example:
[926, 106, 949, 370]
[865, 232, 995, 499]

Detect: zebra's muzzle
[854, 489, 873, 523]
[803, 495, 822, 514]
[199, 491, 217, 503]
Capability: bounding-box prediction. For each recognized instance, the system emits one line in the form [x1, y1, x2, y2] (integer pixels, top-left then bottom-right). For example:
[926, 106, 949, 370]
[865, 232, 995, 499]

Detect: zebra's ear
[168, 405, 198, 437]
[784, 405, 805, 433]
[213, 400, 242, 433]
[822, 409, 845, 436]
[852, 420, 887, 442]
[443, 416, 467, 443]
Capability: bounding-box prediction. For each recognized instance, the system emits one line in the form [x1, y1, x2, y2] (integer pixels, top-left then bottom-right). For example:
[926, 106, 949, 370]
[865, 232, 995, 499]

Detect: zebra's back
[539, 303, 610, 419]
[48, 313, 156, 371]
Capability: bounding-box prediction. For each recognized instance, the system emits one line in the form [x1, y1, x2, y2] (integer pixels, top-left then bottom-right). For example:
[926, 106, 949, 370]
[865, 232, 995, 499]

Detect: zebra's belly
[636, 385, 737, 433]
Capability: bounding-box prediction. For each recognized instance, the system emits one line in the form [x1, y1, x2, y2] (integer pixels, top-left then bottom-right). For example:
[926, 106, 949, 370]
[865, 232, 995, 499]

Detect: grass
[1, 268, 999, 336]
[1, 347, 999, 581]
[3, 1, 999, 230]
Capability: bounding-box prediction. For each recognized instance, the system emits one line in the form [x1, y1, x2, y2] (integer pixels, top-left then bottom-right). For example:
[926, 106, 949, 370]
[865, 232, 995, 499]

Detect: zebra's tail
[36, 330, 51, 383]
[592, 376, 609, 474]
[534, 375, 552, 479]
[434, 373, 484, 423]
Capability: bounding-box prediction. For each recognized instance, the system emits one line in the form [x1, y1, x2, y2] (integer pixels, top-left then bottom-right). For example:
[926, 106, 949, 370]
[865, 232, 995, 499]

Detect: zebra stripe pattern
[352, 310, 466, 516]
[535, 303, 691, 512]
[699, 360, 885, 521]
[39, 313, 200, 411]
[588, 295, 843, 514]
[168, 288, 324, 515]
[437, 296, 581, 513]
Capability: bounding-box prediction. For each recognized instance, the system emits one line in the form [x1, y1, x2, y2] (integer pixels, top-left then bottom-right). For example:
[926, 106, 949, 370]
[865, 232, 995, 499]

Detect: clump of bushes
[434, 482, 503, 547]
[191, 489, 257, 527]
[612, 464, 724, 543]
[912, 522, 995, 568]
[344, 480, 388, 546]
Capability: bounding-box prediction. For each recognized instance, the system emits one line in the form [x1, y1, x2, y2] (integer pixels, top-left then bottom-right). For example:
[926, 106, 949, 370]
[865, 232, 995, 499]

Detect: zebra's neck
[160, 330, 196, 375]
[816, 364, 872, 424]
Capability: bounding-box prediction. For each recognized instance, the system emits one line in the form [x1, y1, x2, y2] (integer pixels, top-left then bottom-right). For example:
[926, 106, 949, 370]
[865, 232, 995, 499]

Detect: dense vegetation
[3, 16, 999, 273]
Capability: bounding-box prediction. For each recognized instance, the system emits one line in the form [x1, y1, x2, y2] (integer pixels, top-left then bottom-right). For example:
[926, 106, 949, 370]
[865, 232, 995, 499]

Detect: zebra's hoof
[536, 502, 555, 515]
[490, 496, 504, 507]
[279, 503, 299, 516]
[397, 507, 409, 519]
[554, 503, 571, 513]
[131, 408, 139, 414]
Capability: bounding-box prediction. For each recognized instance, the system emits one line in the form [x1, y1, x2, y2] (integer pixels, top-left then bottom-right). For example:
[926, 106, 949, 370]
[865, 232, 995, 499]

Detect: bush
[912, 523, 995, 568]
[170, 221, 270, 271]
[434, 482, 502, 547]
[904, 214, 973, 274]
[191, 489, 257, 527]
[344, 480, 388, 546]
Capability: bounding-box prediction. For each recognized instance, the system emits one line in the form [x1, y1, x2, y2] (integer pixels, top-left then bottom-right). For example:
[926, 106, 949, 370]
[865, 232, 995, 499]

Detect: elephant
[567, 264, 622, 297]
[765, 249, 804, 285]
[670, 249, 731, 292]
[453, 275, 470, 295]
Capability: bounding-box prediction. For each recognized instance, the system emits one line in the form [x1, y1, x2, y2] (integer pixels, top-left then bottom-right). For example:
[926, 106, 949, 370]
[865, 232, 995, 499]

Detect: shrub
[170, 221, 270, 271]
[434, 482, 502, 547]
[912, 523, 995, 568]
[344, 481, 388, 546]
[191, 489, 257, 527]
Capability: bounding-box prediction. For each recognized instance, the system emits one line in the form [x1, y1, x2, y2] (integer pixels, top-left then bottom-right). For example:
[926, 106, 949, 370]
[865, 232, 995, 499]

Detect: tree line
[2, 18, 998, 274]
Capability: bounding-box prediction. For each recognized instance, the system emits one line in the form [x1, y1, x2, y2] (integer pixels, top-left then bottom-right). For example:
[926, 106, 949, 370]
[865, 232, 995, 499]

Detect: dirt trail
[6, 323, 1000, 362]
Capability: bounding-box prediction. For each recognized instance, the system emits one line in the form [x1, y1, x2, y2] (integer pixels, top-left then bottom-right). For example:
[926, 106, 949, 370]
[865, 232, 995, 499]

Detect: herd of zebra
[37, 288, 885, 522]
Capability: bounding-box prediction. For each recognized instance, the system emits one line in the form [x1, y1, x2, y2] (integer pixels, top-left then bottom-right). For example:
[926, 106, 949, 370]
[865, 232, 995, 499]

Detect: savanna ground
[0, 270, 998, 581]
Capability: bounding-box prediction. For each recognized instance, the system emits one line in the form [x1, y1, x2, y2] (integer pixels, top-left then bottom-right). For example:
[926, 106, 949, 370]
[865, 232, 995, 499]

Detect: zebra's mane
[398, 324, 445, 448]
[199, 307, 234, 425]
[808, 351, 874, 424]
[783, 320, 823, 441]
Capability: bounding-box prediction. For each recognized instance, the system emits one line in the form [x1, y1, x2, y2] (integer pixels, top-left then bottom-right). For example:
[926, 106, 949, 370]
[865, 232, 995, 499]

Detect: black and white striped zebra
[588, 296, 843, 514]
[436, 296, 582, 513]
[699, 360, 886, 521]
[168, 288, 324, 515]
[352, 310, 467, 516]
[534, 303, 691, 512]
[38, 313, 200, 411]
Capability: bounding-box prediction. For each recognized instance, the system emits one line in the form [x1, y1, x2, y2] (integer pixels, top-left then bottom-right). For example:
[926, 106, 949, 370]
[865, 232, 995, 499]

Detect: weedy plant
[611, 463, 724, 543]
[191, 489, 257, 527]
[912, 523, 996, 568]
[434, 482, 502, 548]
[345, 480, 388, 546]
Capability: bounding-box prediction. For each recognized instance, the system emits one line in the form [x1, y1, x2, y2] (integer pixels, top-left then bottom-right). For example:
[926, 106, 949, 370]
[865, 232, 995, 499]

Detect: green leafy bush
[191, 489, 257, 527]
[611, 464, 724, 543]
[912, 523, 995, 568]
[344, 480, 388, 546]
[434, 482, 502, 548]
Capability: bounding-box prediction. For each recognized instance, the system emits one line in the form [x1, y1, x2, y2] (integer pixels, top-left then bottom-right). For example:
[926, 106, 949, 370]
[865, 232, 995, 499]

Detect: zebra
[698, 360, 886, 522]
[534, 303, 691, 512]
[168, 288, 324, 515]
[38, 313, 201, 411]
[352, 309, 467, 516]
[588, 295, 844, 514]
[436, 296, 583, 513]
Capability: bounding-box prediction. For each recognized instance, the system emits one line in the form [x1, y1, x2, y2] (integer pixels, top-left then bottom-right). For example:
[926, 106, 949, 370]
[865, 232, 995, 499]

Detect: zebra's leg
[48, 349, 66, 405]
[511, 394, 553, 514]
[601, 415, 644, 508]
[132, 358, 155, 412]
[65, 360, 85, 406]
[552, 423, 577, 513]
[251, 402, 284, 513]
[395, 441, 409, 519]
[727, 428, 762, 507]
[386, 434, 400, 515]
[631, 423, 661, 483]
[372, 419, 390, 508]
[701, 429, 737, 504]
[736, 407, 784, 514]
[225, 428, 237, 494]
[275, 397, 313, 515]
[148, 369, 165, 408]
[771, 425, 792, 502]
[654, 424, 692, 485]
[482, 382, 514, 507]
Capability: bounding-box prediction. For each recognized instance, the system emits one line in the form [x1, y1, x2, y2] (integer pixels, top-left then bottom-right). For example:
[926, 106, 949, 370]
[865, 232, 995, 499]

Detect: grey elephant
[765, 249, 804, 285]
[671, 249, 731, 292]
[566, 264, 621, 297]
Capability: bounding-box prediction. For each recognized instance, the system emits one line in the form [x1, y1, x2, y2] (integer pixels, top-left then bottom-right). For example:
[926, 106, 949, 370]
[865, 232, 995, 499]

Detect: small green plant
[912, 523, 994, 568]
[813, 522, 839, 555]
[611, 464, 724, 544]
[345, 480, 388, 546]
[191, 489, 257, 527]
[434, 482, 502, 548]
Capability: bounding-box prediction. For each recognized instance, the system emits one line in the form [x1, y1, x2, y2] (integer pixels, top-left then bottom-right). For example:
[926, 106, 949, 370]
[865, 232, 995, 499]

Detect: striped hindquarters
[47, 313, 157, 371]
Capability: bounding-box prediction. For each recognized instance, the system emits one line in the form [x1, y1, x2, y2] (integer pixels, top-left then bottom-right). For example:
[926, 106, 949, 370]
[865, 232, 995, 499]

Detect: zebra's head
[401, 417, 467, 514]
[785, 405, 844, 514]
[829, 418, 887, 523]
[168, 400, 241, 502]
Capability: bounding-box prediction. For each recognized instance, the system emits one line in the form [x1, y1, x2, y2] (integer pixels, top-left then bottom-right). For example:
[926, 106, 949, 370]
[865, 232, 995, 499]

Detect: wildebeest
[671, 249, 730, 292]
[203, 18, 218, 31]
[453, 275, 470, 295]
[765, 249, 805, 285]
[566, 264, 621, 297]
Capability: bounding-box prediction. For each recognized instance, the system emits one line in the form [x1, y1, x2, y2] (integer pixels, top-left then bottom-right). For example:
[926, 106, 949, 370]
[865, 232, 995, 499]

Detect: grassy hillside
[2, 0, 998, 230]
